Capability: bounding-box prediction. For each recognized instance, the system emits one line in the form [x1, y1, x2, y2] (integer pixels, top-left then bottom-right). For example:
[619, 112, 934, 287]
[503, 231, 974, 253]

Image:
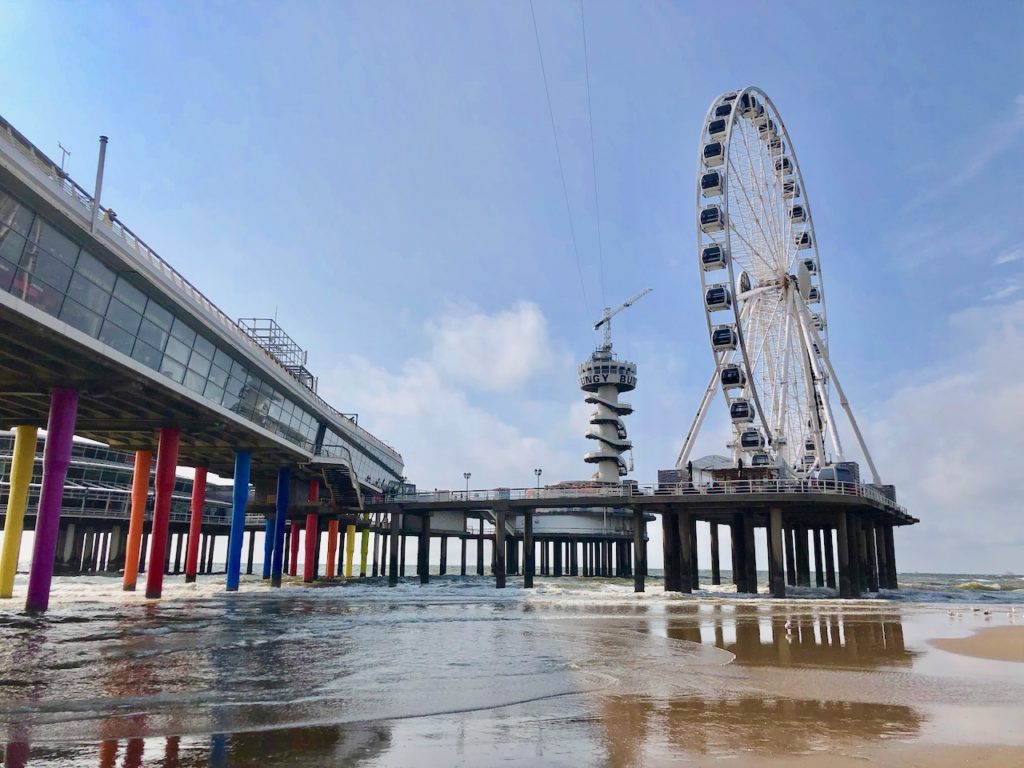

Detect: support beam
[884, 524, 898, 589]
[784, 526, 797, 587]
[824, 527, 836, 589]
[662, 510, 682, 592]
[206, 534, 215, 573]
[553, 537, 563, 577]
[769, 507, 785, 598]
[26, 389, 79, 611]
[730, 515, 746, 593]
[262, 519, 274, 579]
[199, 535, 208, 575]
[460, 536, 467, 576]
[246, 529, 256, 575]
[303, 513, 318, 584]
[185, 466, 207, 583]
[122, 450, 152, 591]
[288, 522, 300, 577]
[270, 467, 290, 588]
[524, 511, 535, 589]
[225, 451, 250, 591]
[864, 518, 880, 593]
[145, 427, 180, 599]
[813, 527, 825, 588]
[743, 511, 757, 594]
[388, 511, 400, 586]
[344, 524, 357, 579]
[418, 514, 431, 584]
[172, 533, 183, 575]
[326, 520, 339, 578]
[0, 425, 38, 598]
[709, 523, 721, 586]
[494, 506, 507, 588]
[796, 525, 811, 587]
[360, 520, 370, 578]
[677, 511, 693, 593]
[632, 509, 645, 593]
[836, 511, 852, 598]
[439, 536, 447, 576]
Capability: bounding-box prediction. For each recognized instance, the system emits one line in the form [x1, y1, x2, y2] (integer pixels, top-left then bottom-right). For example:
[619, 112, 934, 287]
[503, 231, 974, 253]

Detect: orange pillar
[184, 467, 207, 583]
[326, 520, 339, 578]
[122, 451, 152, 591]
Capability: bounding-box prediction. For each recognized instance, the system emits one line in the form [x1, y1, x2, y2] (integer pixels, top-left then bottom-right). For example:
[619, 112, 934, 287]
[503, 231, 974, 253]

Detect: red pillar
[303, 479, 319, 583]
[184, 467, 207, 583]
[145, 428, 180, 599]
[326, 520, 339, 578]
[288, 522, 300, 577]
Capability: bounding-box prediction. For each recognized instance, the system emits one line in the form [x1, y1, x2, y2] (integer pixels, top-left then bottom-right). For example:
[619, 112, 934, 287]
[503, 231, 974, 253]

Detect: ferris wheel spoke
[737, 119, 786, 271]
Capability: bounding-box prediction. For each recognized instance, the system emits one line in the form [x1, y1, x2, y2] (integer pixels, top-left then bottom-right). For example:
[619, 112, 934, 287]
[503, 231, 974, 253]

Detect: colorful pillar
[262, 518, 274, 578]
[303, 516, 318, 584]
[288, 522, 300, 577]
[270, 467, 290, 588]
[344, 524, 356, 578]
[359, 517, 370, 578]
[25, 388, 78, 613]
[0, 425, 38, 598]
[144, 428, 180, 599]
[184, 466, 207, 583]
[325, 520, 339, 578]
[225, 451, 251, 592]
[122, 450, 152, 591]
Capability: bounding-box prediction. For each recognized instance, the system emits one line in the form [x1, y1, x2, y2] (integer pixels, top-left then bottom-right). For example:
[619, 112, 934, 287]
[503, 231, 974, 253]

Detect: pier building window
[0, 187, 399, 466]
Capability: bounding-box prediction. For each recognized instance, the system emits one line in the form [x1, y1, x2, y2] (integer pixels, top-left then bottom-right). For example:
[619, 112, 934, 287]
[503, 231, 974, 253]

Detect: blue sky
[2, 1, 1022, 572]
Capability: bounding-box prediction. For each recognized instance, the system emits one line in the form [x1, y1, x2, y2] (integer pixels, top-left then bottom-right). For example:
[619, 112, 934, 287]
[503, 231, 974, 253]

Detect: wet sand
[930, 624, 1024, 663]
[1, 575, 1023, 766]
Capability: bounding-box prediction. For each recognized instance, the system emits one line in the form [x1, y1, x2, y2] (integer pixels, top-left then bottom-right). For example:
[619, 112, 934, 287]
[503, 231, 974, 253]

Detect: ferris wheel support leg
[794, 298, 882, 486]
[792, 292, 844, 461]
[676, 364, 723, 470]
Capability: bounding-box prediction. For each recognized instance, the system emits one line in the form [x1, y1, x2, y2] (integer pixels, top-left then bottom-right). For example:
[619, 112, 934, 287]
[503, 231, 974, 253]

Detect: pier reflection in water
[0, 582, 978, 767]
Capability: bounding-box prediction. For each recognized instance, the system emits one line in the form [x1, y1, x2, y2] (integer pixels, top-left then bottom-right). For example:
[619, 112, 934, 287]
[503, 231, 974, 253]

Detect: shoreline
[929, 624, 1024, 663]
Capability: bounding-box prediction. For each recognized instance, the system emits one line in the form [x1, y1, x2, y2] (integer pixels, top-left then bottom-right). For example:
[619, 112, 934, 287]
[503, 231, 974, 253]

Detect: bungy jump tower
[579, 288, 651, 483]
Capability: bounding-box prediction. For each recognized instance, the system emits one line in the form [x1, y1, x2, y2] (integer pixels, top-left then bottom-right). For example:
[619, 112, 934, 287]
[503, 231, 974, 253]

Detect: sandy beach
[929, 624, 1024, 663]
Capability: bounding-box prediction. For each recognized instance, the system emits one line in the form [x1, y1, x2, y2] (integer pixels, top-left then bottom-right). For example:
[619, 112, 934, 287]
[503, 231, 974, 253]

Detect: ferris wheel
[677, 87, 880, 483]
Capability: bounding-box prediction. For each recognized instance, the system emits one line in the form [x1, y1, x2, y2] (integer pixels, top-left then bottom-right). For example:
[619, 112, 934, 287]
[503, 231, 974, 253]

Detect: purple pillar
[25, 389, 78, 613]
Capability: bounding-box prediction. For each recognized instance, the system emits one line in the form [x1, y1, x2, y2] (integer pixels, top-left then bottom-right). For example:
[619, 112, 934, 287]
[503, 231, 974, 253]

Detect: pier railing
[370, 480, 908, 515]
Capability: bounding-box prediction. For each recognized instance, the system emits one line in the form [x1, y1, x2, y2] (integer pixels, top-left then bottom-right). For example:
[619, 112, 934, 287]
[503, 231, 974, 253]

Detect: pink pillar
[184, 467, 207, 582]
[303, 479, 319, 583]
[25, 388, 78, 613]
[145, 428, 180, 599]
[288, 522, 300, 577]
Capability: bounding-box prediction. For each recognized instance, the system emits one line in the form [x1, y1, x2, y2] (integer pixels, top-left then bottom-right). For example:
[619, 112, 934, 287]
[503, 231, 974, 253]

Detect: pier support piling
[270, 467, 290, 588]
[185, 466, 207, 583]
[524, 511, 535, 588]
[303, 513, 318, 584]
[824, 527, 836, 589]
[813, 528, 825, 588]
[709, 523, 721, 586]
[418, 515, 430, 584]
[326, 520, 339, 578]
[769, 507, 786, 598]
[262, 519, 274, 579]
[225, 450, 251, 590]
[144, 427, 179, 600]
[662, 510, 682, 592]
[122, 450, 152, 591]
[493, 506, 507, 589]
[0, 425, 38, 598]
[388, 511, 400, 586]
[632, 509, 645, 593]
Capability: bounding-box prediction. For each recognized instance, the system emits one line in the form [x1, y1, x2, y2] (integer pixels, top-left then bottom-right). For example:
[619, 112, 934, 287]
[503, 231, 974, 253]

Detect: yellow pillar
[344, 524, 356, 578]
[122, 450, 152, 591]
[0, 425, 39, 598]
[359, 514, 370, 578]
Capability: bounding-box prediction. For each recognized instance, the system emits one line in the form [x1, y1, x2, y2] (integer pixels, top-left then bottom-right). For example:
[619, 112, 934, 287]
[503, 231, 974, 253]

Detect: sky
[2, 1, 1022, 573]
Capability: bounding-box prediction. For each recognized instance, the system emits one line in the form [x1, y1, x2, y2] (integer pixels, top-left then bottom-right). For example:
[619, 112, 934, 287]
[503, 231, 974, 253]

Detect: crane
[593, 288, 652, 352]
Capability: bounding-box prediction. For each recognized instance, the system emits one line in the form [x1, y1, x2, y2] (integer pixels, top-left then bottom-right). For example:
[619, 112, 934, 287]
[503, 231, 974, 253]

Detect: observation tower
[580, 289, 650, 483]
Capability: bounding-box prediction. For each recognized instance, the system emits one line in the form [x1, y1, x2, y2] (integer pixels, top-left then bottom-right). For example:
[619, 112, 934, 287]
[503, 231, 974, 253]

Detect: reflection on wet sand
[600, 607, 921, 766]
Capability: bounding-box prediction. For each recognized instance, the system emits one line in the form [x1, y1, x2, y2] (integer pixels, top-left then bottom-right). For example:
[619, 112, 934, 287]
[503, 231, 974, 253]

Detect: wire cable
[580, 0, 606, 307]
[529, 0, 589, 313]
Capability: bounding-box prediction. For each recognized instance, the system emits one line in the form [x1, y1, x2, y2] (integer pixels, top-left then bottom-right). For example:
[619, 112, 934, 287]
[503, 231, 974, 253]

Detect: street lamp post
[463, 472, 471, 498]
[534, 468, 542, 490]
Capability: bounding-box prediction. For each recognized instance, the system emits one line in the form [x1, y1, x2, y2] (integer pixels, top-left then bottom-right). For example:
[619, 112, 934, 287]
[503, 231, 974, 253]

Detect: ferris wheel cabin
[707, 118, 728, 141]
[720, 363, 746, 388]
[789, 204, 807, 224]
[795, 231, 813, 249]
[700, 171, 724, 197]
[704, 285, 732, 312]
[729, 399, 754, 422]
[703, 141, 725, 167]
[739, 429, 765, 450]
[783, 180, 800, 199]
[711, 325, 738, 351]
[701, 243, 727, 270]
[699, 205, 725, 233]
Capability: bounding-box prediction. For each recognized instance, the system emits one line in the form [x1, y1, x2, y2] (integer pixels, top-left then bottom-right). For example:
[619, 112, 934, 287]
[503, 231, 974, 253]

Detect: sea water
[0, 572, 1022, 766]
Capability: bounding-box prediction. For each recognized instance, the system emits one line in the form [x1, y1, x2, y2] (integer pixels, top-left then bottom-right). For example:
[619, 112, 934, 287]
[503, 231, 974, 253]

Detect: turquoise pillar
[225, 451, 251, 592]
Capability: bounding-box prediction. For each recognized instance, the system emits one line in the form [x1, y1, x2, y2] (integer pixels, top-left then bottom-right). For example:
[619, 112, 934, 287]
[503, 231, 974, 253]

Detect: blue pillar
[270, 467, 290, 588]
[225, 451, 251, 592]
[262, 518, 274, 579]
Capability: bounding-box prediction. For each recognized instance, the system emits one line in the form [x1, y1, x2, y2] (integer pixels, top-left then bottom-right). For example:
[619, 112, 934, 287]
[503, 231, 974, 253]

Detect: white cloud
[320, 302, 582, 490]
[994, 246, 1024, 266]
[863, 300, 1024, 572]
[427, 301, 563, 393]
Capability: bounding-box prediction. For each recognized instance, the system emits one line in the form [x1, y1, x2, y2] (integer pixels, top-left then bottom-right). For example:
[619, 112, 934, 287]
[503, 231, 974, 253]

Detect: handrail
[369, 479, 910, 516]
[0, 114, 400, 462]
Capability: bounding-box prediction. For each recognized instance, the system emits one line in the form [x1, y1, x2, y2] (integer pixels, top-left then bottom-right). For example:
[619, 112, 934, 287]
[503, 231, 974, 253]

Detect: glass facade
[0, 187, 398, 477]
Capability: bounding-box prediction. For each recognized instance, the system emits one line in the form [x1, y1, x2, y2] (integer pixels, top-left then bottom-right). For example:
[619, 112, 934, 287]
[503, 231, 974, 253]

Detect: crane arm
[592, 287, 653, 330]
